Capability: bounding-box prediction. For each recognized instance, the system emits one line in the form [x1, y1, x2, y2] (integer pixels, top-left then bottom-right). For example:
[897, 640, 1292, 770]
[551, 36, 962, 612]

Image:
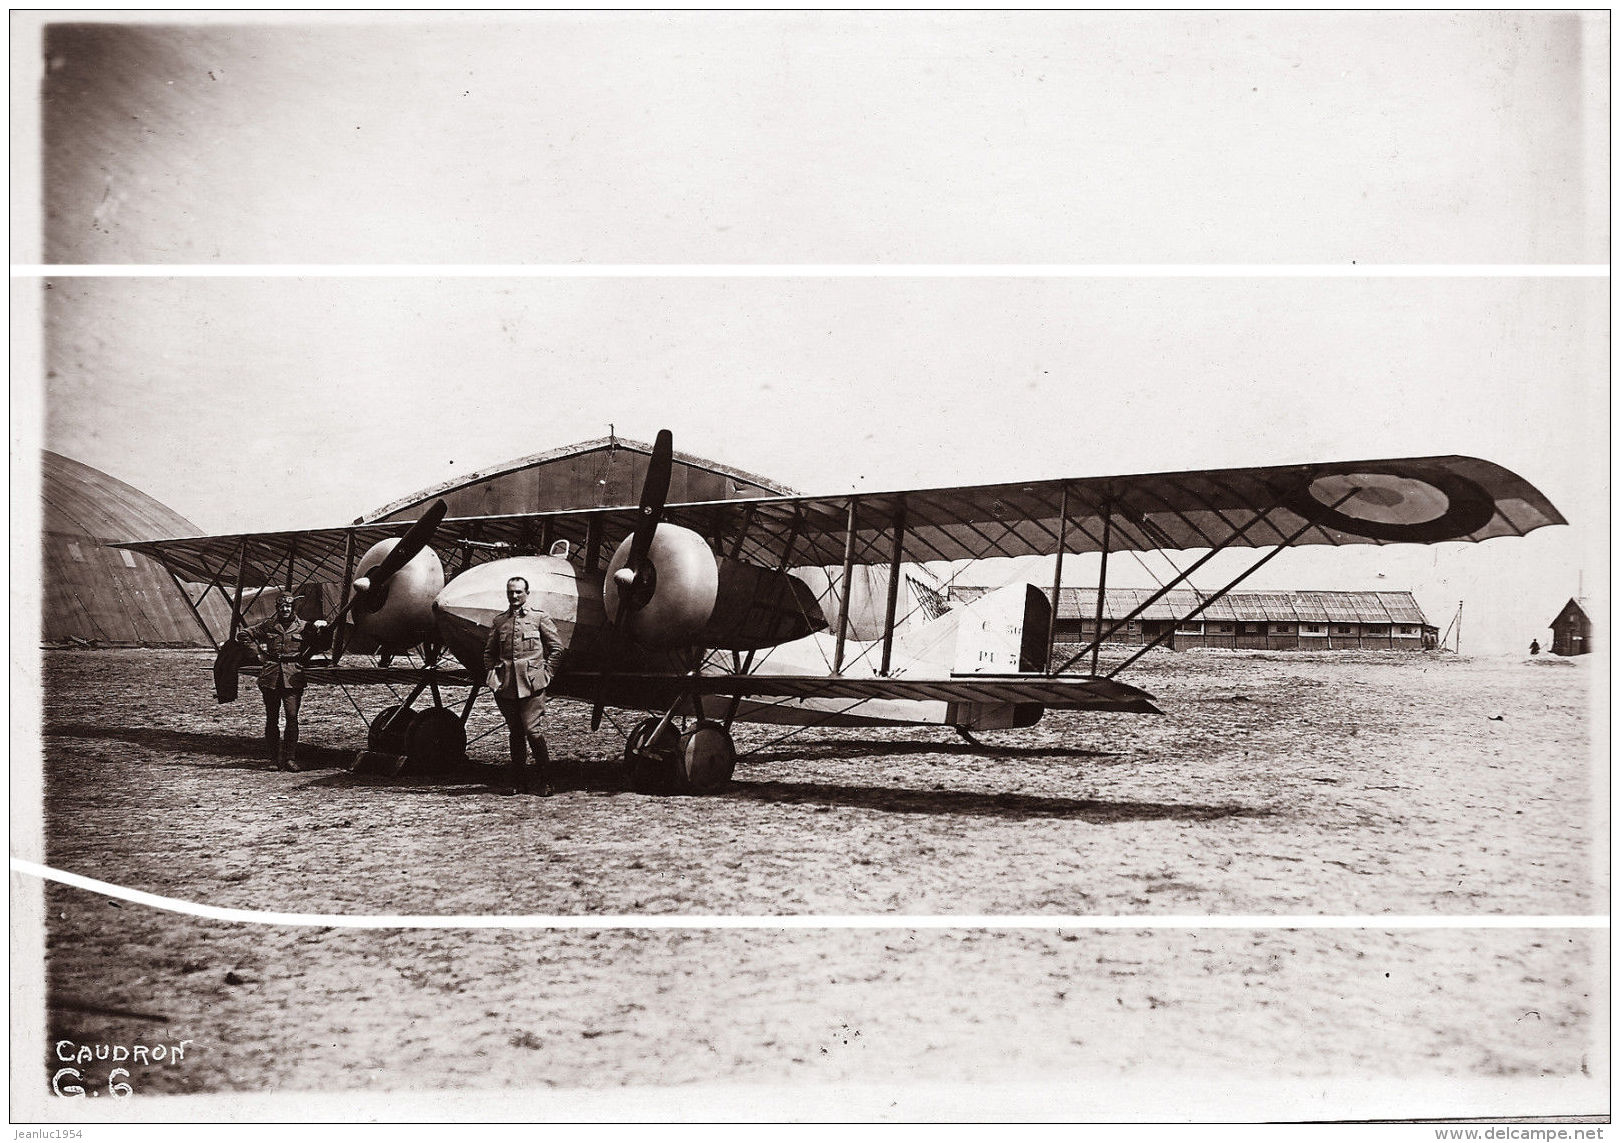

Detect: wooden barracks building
[1059, 588, 1437, 651]
[953, 586, 1438, 652]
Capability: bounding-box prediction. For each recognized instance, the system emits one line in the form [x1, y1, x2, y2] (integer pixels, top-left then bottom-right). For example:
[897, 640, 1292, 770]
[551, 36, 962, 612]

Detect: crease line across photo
[13, 858, 1609, 932]
[9, 263, 1613, 276]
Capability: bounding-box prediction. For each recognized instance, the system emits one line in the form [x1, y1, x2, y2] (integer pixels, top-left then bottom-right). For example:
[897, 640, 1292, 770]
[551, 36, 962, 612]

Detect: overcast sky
[16, 13, 1610, 656]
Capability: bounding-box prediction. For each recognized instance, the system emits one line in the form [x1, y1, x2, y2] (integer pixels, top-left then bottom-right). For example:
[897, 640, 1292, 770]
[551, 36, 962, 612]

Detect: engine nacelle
[348, 537, 445, 650]
[604, 524, 719, 649]
[604, 523, 826, 651]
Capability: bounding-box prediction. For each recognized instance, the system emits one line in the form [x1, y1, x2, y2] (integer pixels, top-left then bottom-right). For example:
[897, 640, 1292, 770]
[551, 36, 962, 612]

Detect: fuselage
[432, 556, 674, 694]
[430, 553, 800, 712]
[429, 555, 1051, 730]
[354, 523, 1044, 731]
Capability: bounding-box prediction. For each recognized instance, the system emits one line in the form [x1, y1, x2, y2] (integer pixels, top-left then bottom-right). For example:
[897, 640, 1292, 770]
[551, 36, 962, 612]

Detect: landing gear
[404, 707, 466, 772]
[625, 717, 679, 793]
[361, 702, 467, 775]
[679, 721, 737, 791]
[368, 704, 415, 753]
[625, 716, 735, 795]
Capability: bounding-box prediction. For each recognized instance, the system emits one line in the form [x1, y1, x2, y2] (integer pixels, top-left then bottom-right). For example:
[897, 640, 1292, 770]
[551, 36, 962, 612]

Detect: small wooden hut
[1549, 598, 1593, 656]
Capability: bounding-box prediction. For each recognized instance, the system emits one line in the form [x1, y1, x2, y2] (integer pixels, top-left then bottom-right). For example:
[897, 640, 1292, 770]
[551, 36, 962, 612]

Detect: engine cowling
[348, 537, 445, 650]
[603, 523, 718, 649]
[603, 523, 826, 651]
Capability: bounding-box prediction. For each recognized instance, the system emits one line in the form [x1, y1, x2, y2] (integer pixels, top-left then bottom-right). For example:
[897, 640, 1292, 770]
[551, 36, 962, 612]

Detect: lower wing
[574, 671, 1161, 714]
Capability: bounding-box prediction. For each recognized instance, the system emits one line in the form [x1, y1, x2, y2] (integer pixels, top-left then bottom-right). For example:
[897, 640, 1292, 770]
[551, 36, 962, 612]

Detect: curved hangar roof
[361, 436, 793, 524]
[42, 450, 229, 645]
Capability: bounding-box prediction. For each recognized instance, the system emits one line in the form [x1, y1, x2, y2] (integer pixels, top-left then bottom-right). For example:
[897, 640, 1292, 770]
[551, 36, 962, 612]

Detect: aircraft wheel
[676, 721, 736, 794]
[625, 717, 680, 794]
[368, 704, 415, 753]
[403, 707, 466, 773]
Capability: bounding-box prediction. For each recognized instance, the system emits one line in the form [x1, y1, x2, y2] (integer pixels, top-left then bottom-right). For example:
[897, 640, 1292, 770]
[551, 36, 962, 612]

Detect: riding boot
[529, 735, 552, 796]
[503, 736, 527, 795]
[282, 723, 300, 772]
[265, 723, 281, 762]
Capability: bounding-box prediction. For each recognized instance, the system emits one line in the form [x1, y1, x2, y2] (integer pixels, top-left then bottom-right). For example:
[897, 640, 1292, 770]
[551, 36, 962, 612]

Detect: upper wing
[113, 520, 430, 588]
[685, 455, 1564, 566]
[117, 455, 1563, 584]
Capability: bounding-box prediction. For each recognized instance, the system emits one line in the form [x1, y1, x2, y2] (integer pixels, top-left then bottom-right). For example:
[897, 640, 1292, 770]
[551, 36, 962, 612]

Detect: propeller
[591, 430, 673, 730]
[335, 499, 448, 625]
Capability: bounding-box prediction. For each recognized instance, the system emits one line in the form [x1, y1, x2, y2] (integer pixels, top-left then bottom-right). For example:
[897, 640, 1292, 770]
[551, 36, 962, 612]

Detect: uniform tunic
[482, 606, 563, 701]
[244, 615, 311, 694]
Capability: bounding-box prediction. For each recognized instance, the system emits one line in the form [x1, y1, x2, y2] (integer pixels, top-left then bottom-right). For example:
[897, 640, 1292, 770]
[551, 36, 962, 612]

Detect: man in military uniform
[240, 593, 321, 771]
[483, 575, 563, 796]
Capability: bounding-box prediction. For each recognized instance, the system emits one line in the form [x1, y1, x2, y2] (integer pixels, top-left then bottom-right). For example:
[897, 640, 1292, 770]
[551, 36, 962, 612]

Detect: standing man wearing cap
[483, 576, 563, 796]
[240, 592, 322, 771]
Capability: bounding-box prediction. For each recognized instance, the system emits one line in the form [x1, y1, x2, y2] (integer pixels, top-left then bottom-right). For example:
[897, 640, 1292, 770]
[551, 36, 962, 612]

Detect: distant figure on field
[240, 594, 326, 771]
[1529, 639, 1541, 655]
[483, 576, 563, 796]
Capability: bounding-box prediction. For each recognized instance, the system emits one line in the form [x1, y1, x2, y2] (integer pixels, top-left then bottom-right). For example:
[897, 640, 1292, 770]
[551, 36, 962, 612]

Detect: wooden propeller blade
[370, 499, 448, 586]
[593, 430, 674, 731]
[329, 499, 448, 626]
[624, 428, 673, 575]
[590, 598, 627, 732]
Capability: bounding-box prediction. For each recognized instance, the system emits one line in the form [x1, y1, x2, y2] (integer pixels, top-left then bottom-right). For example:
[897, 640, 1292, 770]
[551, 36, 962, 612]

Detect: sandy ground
[35, 647, 1600, 916]
[23, 647, 1607, 1114]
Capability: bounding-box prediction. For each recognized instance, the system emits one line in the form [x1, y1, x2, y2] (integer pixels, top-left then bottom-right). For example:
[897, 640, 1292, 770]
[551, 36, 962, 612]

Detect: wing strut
[1052, 494, 1290, 674]
[831, 497, 858, 675]
[1045, 483, 1070, 671]
[879, 499, 907, 676]
[1102, 485, 1363, 679]
[331, 528, 357, 665]
[1090, 499, 1113, 676]
[165, 568, 219, 650]
[229, 541, 250, 641]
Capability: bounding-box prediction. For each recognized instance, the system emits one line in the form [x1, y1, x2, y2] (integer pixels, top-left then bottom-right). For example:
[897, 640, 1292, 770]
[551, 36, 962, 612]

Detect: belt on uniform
[272, 656, 303, 662]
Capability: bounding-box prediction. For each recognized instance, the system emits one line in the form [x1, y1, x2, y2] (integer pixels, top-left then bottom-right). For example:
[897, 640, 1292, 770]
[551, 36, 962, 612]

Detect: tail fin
[891, 582, 1052, 674]
[1018, 584, 1052, 672]
[943, 582, 1051, 731]
[955, 582, 1051, 674]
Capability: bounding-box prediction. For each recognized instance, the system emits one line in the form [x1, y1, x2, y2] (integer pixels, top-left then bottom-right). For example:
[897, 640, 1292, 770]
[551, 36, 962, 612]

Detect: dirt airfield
[27, 647, 1605, 1113]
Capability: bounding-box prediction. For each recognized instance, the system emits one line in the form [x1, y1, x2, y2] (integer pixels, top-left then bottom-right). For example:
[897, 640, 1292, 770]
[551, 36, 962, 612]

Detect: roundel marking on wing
[1279, 466, 1499, 542]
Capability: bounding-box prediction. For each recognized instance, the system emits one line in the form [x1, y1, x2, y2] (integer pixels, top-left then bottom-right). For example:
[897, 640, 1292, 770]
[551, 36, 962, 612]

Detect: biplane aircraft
[114, 432, 1565, 794]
